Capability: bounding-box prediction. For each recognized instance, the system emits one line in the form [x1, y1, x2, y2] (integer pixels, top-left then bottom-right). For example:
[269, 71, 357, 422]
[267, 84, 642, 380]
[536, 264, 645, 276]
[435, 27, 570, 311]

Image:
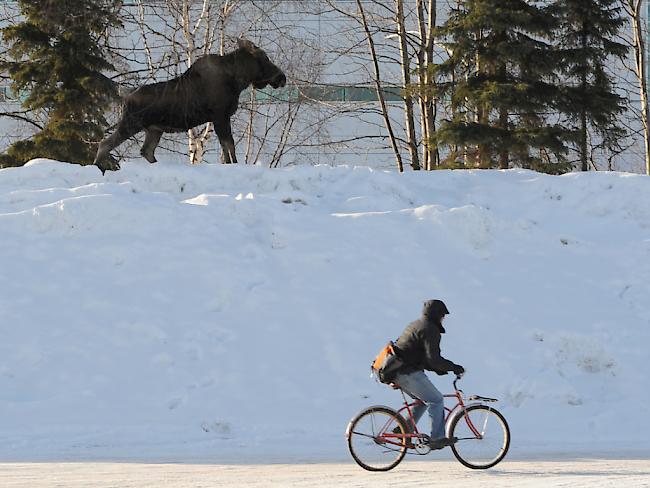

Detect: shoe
[428, 436, 458, 450]
[392, 426, 414, 448]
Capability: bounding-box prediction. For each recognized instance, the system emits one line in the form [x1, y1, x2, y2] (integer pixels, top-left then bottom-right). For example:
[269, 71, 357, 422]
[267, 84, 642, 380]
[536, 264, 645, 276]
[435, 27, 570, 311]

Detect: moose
[93, 39, 286, 172]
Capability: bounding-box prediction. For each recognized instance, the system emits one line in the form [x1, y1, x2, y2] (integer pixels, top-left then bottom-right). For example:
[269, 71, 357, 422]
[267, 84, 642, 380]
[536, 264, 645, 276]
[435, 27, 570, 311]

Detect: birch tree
[356, 0, 404, 172]
[142, 0, 223, 164]
[395, 0, 419, 170]
[621, 0, 650, 175]
[415, 0, 438, 170]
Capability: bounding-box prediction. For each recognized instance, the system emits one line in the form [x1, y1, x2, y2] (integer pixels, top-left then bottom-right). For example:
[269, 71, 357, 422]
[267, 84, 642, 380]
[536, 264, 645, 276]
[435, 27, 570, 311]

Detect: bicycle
[345, 374, 510, 471]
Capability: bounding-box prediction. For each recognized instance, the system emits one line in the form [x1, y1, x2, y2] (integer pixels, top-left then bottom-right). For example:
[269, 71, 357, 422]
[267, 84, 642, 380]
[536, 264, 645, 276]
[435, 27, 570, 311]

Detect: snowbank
[1, 159, 649, 461]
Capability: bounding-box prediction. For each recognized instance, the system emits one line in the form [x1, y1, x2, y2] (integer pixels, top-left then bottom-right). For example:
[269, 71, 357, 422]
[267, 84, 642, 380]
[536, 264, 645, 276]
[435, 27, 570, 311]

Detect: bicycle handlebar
[452, 372, 464, 391]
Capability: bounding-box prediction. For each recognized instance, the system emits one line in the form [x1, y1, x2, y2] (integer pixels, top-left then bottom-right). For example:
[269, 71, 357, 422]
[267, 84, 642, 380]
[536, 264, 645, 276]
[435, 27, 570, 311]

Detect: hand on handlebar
[452, 364, 465, 377]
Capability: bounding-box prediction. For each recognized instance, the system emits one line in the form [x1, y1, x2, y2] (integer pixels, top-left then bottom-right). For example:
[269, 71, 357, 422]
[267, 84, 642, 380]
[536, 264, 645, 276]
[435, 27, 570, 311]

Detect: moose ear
[237, 38, 257, 52]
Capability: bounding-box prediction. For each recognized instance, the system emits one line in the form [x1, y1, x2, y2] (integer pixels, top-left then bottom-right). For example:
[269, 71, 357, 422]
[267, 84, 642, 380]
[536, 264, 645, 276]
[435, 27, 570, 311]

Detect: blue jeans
[394, 370, 445, 440]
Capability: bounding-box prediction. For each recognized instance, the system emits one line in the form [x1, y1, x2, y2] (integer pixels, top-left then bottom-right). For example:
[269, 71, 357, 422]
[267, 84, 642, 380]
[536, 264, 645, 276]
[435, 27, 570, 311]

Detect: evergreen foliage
[0, 0, 122, 167]
[432, 0, 576, 172]
[551, 0, 627, 171]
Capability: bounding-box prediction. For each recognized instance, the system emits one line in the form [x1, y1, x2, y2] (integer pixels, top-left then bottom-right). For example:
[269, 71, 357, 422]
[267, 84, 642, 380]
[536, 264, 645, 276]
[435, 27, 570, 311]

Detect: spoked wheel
[449, 404, 510, 469]
[346, 406, 408, 471]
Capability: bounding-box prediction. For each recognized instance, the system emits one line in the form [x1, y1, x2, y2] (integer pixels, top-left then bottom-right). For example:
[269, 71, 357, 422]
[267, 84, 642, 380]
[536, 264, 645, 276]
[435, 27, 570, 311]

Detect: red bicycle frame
[381, 381, 484, 448]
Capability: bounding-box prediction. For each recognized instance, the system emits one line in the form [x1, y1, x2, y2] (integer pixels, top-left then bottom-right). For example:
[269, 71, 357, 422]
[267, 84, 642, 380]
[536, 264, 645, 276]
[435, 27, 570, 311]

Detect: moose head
[237, 38, 287, 90]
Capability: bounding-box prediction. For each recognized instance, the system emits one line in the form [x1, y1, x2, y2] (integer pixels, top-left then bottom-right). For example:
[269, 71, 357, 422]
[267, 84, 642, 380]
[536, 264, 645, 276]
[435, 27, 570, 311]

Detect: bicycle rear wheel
[346, 406, 408, 471]
[449, 404, 510, 469]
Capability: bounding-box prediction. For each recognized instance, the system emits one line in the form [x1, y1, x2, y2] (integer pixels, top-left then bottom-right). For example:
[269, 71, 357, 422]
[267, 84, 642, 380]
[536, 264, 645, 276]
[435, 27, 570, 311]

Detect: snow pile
[1, 159, 649, 462]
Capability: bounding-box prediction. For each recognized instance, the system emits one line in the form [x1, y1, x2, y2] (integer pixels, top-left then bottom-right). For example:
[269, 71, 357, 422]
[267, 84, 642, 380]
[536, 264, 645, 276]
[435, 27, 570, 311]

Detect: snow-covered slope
[1, 159, 649, 461]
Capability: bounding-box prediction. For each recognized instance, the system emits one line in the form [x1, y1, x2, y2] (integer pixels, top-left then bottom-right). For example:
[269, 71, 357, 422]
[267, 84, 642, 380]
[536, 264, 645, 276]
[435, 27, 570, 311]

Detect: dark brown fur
[94, 39, 286, 172]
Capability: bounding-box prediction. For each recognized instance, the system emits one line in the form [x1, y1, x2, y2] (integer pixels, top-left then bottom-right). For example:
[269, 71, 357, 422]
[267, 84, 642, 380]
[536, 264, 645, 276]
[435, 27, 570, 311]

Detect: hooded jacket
[393, 300, 458, 376]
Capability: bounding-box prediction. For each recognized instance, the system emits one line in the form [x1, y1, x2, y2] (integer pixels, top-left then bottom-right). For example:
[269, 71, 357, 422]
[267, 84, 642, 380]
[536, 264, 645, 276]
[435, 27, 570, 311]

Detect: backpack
[371, 341, 404, 384]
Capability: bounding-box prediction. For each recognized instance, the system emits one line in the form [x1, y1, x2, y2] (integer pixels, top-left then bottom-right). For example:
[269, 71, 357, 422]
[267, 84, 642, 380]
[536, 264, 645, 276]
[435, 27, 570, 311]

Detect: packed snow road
[2, 459, 649, 487]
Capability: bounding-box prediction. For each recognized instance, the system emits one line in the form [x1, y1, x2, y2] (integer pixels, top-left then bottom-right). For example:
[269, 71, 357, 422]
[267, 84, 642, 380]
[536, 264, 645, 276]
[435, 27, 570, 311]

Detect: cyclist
[392, 299, 465, 450]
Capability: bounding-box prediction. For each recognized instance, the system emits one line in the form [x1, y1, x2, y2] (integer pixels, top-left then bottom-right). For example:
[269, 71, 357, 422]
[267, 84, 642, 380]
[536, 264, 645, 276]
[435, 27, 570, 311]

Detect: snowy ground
[1, 159, 649, 463]
[2, 459, 650, 488]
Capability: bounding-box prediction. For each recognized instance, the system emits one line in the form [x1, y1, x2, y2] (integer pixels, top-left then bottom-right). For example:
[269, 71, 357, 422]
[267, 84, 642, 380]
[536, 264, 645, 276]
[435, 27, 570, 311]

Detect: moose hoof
[141, 152, 157, 164]
[96, 161, 120, 173]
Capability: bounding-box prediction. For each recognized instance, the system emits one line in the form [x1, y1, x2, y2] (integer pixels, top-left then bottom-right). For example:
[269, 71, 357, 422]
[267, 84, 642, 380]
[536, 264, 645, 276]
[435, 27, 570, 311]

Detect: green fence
[249, 85, 404, 103]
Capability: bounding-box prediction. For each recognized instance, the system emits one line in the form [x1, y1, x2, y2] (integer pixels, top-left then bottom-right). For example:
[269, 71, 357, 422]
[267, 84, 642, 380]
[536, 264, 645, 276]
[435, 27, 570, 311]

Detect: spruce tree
[0, 0, 122, 167]
[432, 0, 575, 172]
[552, 0, 627, 171]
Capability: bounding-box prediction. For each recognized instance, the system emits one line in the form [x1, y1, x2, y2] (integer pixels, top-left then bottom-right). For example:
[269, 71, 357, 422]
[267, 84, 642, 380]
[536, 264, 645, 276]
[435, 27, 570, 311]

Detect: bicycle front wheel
[346, 406, 408, 471]
[449, 404, 510, 469]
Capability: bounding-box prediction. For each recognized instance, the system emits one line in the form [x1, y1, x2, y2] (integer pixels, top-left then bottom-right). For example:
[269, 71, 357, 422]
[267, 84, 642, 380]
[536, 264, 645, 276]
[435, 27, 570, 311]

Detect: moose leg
[141, 127, 163, 164]
[94, 120, 139, 173]
[214, 118, 238, 164]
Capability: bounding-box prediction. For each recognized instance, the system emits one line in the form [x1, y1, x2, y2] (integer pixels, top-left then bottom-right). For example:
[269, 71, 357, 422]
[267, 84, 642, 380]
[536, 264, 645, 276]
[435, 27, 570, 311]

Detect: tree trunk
[178, 0, 214, 164]
[188, 125, 212, 164]
[396, 0, 420, 170]
[416, 0, 437, 170]
[416, 0, 429, 169]
[580, 23, 589, 172]
[356, 0, 404, 172]
[629, 0, 650, 175]
[498, 107, 508, 169]
[475, 35, 489, 168]
[426, 0, 439, 169]
[580, 107, 588, 172]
